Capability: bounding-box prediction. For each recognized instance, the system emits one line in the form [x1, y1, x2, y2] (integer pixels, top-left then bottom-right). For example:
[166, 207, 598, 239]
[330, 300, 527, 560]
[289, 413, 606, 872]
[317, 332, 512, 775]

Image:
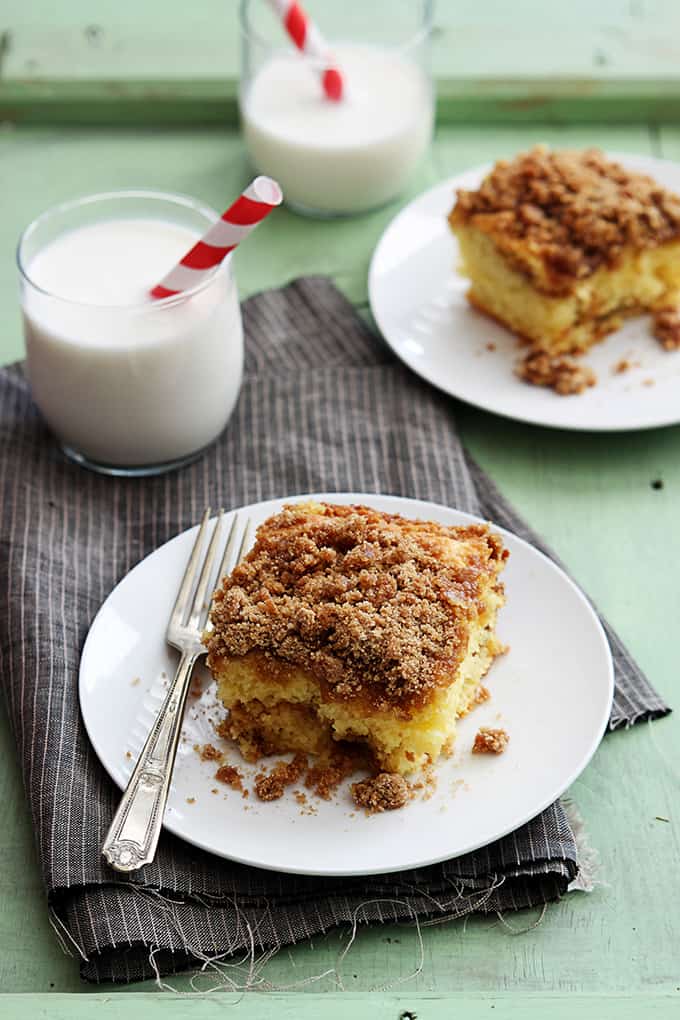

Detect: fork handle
[102, 651, 198, 873]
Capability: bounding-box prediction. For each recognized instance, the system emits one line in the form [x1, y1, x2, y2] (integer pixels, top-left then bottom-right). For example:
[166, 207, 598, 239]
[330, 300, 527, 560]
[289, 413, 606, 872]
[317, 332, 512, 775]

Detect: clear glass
[17, 191, 244, 477]
[239, 0, 435, 217]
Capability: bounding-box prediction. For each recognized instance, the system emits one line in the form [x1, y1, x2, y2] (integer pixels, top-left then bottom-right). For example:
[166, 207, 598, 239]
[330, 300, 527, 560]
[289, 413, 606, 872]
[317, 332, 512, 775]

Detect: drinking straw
[151, 176, 282, 299]
[267, 0, 344, 101]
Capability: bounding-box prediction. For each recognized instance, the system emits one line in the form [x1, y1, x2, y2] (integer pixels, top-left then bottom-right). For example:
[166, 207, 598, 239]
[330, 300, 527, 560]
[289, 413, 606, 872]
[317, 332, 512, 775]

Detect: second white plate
[79, 494, 613, 877]
[369, 152, 680, 431]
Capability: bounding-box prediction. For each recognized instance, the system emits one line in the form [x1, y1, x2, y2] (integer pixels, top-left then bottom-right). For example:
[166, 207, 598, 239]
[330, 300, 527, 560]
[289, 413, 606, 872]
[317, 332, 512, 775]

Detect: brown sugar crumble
[206, 504, 507, 714]
[653, 307, 680, 350]
[197, 743, 222, 763]
[451, 147, 680, 295]
[517, 351, 596, 395]
[351, 773, 410, 814]
[215, 763, 245, 793]
[304, 746, 366, 801]
[613, 358, 631, 375]
[472, 727, 510, 755]
[254, 753, 308, 802]
[409, 765, 438, 801]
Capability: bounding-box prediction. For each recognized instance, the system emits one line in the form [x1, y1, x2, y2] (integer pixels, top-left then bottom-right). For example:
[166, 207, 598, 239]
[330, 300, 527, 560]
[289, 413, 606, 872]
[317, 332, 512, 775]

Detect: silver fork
[102, 508, 252, 874]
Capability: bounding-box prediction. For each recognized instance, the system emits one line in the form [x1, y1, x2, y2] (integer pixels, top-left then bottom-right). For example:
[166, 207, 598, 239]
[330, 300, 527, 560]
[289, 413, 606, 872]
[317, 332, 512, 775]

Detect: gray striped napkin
[0, 277, 669, 984]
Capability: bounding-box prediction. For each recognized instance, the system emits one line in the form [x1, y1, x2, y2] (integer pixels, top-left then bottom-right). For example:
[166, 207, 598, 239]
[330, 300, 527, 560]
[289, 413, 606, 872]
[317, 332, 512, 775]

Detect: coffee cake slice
[449, 147, 680, 359]
[205, 502, 507, 775]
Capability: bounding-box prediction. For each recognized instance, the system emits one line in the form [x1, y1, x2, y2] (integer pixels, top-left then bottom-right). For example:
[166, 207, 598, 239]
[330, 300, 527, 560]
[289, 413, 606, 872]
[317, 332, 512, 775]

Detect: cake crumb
[653, 307, 680, 350]
[211, 788, 218, 794]
[189, 677, 203, 699]
[186, 797, 196, 804]
[351, 773, 410, 814]
[474, 684, 491, 706]
[305, 746, 366, 800]
[613, 358, 631, 374]
[125, 751, 132, 760]
[215, 764, 245, 793]
[642, 377, 655, 387]
[486, 342, 497, 351]
[131, 676, 140, 686]
[254, 753, 308, 802]
[294, 789, 317, 815]
[472, 727, 509, 755]
[422, 766, 438, 800]
[517, 351, 596, 395]
[197, 743, 222, 763]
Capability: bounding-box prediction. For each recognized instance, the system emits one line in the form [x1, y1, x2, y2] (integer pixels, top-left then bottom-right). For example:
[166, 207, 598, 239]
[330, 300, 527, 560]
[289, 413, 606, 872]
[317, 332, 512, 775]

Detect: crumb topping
[207, 503, 507, 713]
[653, 307, 680, 350]
[450, 147, 680, 295]
[254, 753, 307, 802]
[197, 743, 222, 762]
[517, 351, 596, 395]
[408, 765, 438, 800]
[214, 763, 245, 793]
[304, 745, 367, 800]
[472, 727, 509, 755]
[351, 773, 410, 813]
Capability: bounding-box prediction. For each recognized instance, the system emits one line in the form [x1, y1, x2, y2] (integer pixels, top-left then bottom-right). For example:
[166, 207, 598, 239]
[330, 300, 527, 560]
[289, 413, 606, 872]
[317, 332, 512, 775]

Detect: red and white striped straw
[151, 176, 283, 299]
[267, 0, 343, 102]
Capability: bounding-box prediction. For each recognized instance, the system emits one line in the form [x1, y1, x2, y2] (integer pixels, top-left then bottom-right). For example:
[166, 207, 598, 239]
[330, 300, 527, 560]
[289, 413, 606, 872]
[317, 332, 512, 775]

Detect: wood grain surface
[3, 1, 680, 122]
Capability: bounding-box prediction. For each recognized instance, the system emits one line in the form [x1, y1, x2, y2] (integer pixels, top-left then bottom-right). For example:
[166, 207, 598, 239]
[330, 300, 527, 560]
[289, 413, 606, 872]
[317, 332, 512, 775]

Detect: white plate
[79, 493, 614, 877]
[369, 153, 680, 431]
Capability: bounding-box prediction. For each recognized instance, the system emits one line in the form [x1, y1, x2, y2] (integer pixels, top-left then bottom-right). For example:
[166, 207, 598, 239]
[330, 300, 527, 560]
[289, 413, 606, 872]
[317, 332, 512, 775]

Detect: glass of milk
[17, 191, 244, 476]
[239, 0, 434, 217]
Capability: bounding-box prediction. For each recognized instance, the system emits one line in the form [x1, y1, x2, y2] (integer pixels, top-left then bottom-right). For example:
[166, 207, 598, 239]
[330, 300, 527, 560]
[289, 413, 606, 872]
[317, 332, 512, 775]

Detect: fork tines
[167, 510, 253, 642]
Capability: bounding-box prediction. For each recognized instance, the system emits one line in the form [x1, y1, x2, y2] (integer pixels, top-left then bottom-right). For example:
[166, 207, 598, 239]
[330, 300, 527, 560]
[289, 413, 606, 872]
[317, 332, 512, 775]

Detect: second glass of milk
[18, 191, 244, 476]
[239, 0, 434, 217]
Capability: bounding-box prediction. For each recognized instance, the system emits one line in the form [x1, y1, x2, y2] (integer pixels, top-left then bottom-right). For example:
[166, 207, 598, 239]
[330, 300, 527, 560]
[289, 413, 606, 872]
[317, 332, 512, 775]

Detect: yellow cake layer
[455, 224, 680, 354]
[213, 587, 505, 775]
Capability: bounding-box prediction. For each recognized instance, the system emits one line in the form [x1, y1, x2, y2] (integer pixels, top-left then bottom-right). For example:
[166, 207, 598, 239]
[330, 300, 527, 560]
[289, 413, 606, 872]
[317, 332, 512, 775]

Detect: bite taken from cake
[204, 502, 508, 781]
[448, 146, 680, 392]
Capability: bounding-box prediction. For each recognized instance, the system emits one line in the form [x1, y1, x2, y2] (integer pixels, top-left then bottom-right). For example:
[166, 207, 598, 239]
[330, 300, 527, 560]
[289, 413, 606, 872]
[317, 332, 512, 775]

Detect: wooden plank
[4, 0, 680, 80]
[5, 77, 680, 127]
[3, 1, 680, 123]
[2, 992, 679, 1018]
[1, 122, 679, 1001]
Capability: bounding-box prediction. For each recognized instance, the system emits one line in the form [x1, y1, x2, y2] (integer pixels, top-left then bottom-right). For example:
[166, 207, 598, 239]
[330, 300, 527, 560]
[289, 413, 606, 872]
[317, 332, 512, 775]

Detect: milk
[241, 43, 433, 215]
[22, 218, 243, 470]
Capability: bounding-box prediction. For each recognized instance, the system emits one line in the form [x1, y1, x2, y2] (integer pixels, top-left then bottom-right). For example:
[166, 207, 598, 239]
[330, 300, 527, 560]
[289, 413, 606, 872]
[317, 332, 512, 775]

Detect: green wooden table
[1, 2, 679, 1016]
